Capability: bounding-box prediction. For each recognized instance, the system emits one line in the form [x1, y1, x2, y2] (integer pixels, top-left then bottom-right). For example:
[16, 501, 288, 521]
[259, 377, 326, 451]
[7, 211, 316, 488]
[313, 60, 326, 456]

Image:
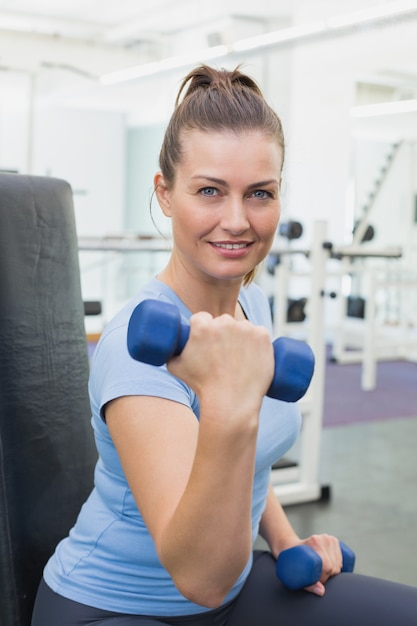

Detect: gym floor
[256, 411, 417, 587]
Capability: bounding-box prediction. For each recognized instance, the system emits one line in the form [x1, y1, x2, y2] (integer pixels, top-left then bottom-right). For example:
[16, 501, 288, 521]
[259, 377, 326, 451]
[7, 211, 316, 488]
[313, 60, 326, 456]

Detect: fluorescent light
[351, 99, 417, 117]
[0, 15, 35, 32]
[100, 45, 229, 85]
[233, 21, 325, 53]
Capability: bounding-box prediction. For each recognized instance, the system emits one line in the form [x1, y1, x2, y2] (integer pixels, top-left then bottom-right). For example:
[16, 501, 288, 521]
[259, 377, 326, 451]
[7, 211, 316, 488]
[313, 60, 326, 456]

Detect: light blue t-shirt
[44, 278, 301, 616]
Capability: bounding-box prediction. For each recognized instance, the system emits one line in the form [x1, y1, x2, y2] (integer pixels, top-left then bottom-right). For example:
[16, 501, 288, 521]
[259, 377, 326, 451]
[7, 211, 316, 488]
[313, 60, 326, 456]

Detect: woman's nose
[220, 197, 250, 234]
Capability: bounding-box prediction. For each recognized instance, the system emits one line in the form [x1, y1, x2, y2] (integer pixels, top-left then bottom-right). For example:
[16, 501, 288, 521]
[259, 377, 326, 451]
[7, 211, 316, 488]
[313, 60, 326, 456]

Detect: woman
[32, 65, 417, 625]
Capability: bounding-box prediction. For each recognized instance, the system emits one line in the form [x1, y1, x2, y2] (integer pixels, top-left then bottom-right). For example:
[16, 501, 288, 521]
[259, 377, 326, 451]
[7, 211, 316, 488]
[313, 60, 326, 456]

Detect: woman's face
[155, 129, 283, 285]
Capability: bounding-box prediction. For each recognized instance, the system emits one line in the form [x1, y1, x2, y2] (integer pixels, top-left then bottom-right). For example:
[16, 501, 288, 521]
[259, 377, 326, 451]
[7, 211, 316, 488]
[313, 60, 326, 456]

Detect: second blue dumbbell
[276, 541, 356, 590]
[127, 299, 315, 403]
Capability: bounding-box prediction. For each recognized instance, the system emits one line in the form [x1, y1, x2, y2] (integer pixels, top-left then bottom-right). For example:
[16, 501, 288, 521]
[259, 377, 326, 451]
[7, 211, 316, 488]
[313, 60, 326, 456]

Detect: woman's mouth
[209, 241, 253, 257]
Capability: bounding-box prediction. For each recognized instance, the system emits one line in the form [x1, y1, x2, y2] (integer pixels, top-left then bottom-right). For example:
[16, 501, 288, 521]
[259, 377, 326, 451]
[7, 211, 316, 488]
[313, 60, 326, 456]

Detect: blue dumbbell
[127, 299, 315, 403]
[276, 541, 356, 590]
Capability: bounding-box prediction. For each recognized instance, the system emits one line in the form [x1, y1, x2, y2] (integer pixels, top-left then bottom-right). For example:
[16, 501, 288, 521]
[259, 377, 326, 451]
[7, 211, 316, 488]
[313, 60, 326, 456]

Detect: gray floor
[256, 416, 417, 587]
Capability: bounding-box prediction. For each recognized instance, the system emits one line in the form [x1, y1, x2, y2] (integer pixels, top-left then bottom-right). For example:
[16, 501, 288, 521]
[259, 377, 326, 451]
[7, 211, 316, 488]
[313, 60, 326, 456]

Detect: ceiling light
[233, 21, 326, 53]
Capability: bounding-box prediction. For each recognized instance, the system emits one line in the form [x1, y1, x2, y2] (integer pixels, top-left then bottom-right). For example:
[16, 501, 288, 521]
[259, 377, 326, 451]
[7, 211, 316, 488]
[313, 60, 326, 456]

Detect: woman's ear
[154, 172, 172, 217]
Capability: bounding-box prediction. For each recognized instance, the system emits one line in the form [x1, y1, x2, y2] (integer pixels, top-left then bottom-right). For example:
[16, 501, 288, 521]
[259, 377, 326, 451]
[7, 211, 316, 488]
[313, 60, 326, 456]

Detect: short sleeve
[89, 321, 196, 422]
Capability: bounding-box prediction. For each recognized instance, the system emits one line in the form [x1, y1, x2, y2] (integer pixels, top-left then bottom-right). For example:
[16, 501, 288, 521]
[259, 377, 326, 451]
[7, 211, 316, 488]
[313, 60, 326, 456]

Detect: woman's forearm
[258, 484, 300, 558]
[159, 414, 258, 608]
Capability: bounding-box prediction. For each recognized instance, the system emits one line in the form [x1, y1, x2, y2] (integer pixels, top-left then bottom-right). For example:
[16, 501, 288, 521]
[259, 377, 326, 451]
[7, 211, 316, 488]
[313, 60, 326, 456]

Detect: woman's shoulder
[239, 282, 272, 329]
[99, 278, 190, 344]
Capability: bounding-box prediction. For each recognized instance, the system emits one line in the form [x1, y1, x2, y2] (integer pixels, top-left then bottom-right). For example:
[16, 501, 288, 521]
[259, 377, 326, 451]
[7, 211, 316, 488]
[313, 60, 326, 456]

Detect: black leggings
[31, 551, 417, 626]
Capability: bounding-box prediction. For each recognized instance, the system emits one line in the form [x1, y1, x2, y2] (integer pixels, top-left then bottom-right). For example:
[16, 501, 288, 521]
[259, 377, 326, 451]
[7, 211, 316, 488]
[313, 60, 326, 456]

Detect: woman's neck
[157, 261, 244, 319]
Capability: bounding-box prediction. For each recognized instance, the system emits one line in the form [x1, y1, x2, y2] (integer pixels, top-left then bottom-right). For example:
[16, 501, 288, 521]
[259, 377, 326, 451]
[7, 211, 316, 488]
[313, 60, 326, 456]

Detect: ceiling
[0, 0, 292, 66]
[2, 1, 416, 77]
[0, 0, 293, 109]
[2, 0, 417, 134]
[0, 0, 282, 42]
[0, 0, 208, 43]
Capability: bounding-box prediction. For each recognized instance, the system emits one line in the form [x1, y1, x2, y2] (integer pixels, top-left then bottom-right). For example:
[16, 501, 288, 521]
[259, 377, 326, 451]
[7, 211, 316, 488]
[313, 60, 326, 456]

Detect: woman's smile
[208, 240, 254, 258]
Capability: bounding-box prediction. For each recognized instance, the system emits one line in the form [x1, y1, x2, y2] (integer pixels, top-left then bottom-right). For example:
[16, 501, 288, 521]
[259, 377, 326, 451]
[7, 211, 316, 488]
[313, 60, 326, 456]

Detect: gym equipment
[84, 300, 102, 316]
[353, 221, 375, 243]
[127, 299, 315, 403]
[346, 295, 366, 319]
[276, 541, 356, 591]
[279, 220, 303, 241]
[0, 173, 97, 626]
[266, 251, 281, 275]
[287, 297, 307, 323]
[269, 220, 332, 505]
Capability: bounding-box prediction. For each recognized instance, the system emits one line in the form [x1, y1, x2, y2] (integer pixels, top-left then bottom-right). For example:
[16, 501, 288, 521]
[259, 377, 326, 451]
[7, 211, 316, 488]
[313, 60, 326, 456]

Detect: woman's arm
[258, 484, 300, 558]
[106, 311, 275, 609]
[259, 484, 344, 596]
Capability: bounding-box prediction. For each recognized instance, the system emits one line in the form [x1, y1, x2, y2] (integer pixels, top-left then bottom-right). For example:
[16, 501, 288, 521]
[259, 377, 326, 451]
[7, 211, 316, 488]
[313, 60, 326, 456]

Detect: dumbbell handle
[127, 299, 315, 402]
[276, 541, 356, 591]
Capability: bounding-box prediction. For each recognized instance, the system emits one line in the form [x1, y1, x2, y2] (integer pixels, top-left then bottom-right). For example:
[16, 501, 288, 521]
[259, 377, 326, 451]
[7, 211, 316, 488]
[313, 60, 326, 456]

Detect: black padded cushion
[0, 173, 97, 626]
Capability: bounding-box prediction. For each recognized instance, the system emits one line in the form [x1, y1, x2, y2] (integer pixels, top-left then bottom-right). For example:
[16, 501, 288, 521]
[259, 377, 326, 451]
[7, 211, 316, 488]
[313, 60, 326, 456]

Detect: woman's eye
[252, 190, 271, 199]
[200, 187, 217, 196]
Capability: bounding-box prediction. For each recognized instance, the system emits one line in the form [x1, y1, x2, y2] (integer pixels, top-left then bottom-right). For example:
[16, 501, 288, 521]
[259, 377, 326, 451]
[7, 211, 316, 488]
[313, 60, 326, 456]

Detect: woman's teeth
[214, 243, 248, 249]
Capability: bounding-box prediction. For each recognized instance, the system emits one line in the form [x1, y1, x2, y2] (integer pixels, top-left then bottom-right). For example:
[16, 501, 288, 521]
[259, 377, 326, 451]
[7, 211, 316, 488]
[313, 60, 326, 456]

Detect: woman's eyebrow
[191, 175, 228, 186]
[191, 176, 279, 188]
[246, 179, 279, 190]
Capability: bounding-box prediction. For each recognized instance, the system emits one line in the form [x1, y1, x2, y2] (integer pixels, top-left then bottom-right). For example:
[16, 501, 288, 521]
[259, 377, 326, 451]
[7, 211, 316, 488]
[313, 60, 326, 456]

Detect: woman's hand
[166, 311, 275, 425]
[259, 488, 344, 597]
[299, 534, 344, 596]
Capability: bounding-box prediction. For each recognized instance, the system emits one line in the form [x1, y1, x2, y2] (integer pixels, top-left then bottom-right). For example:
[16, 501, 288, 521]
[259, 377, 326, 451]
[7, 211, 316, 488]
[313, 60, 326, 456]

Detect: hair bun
[175, 64, 261, 106]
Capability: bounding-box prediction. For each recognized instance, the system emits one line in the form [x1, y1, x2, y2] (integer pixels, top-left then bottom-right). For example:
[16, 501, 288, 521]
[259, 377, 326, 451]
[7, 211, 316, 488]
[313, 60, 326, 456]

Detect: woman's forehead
[178, 129, 284, 173]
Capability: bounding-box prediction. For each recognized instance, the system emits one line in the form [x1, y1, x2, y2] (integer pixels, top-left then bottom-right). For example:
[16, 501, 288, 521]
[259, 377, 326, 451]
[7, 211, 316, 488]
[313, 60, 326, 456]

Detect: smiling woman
[31, 64, 417, 626]
[155, 64, 286, 296]
[154, 129, 282, 299]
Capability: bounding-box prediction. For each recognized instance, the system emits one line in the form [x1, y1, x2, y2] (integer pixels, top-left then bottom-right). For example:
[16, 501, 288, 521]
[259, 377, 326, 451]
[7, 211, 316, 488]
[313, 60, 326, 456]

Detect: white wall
[33, 105, 126, 236]
[31, 103, 126, 327]
[352, 139, 417, 261]
[282, 16, 417, 247]
[0, 72, 32, 173]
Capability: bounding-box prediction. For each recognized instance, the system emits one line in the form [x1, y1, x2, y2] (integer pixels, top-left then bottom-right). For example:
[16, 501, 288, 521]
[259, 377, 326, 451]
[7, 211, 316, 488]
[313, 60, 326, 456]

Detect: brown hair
[159, 65, 285, 285]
